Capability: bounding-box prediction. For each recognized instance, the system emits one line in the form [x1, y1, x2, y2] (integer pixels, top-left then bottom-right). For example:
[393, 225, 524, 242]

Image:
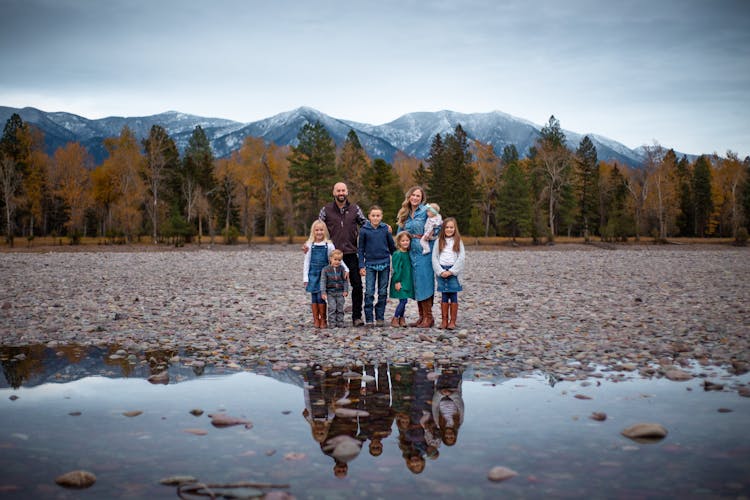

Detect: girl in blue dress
[396, 186, 436, 328]
[303, 220, 347, 328]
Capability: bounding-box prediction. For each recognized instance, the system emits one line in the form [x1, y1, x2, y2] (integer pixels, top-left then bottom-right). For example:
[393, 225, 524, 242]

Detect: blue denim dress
[305, 243, 329, 294]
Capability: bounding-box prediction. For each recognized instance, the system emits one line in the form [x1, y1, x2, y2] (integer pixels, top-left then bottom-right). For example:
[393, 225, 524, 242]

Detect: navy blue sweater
[358, 222, 396, 269]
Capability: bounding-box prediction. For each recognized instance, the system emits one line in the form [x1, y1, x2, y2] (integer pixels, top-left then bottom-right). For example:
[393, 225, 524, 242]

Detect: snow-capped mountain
[0, 105, 650, 167]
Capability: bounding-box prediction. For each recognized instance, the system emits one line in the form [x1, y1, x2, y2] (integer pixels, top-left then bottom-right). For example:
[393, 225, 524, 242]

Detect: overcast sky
[1, 0, 748, 157]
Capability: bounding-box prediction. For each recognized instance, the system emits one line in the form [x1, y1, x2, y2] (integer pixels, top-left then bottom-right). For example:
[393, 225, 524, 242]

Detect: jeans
[394, 298, 408, 318]
[364, 266, 389, 322]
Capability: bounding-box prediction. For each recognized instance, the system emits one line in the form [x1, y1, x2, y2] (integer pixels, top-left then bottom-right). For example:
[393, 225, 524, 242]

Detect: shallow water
[1, 345, 749, 499]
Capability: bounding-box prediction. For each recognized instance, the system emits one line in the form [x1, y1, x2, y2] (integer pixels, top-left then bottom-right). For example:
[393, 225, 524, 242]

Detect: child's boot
[390, 317, 400, 327]
[447, 303, 458, 330]
[439, 303, 449, 329]
[399, 317, 407, 327]
[311, 304, 320, 328]
[319, 303, 328, 329]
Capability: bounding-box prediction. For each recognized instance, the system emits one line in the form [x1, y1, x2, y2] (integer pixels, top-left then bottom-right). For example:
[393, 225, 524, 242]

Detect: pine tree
[337, 129, 370, 205]
[425, 133, 444, 197]
[675, 155, 693, 236]
[428, 125, 475, 231]
[496, 158, 531, 241]
[413, 161, 430, 189]
[181, 126, 215, 241]
[602, 164, 631, 241]
[288, 121, 337, 233]
[692, 155, 713, 236]
[574, 136, 599, 241]
[362, 158, 401, 223]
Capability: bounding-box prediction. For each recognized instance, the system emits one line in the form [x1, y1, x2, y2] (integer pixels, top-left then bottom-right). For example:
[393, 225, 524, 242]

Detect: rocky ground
[1, 244, 748, 384]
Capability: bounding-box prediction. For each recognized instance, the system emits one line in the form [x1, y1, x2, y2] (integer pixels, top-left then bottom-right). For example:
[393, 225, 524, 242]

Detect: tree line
[1, 112, 749, 247]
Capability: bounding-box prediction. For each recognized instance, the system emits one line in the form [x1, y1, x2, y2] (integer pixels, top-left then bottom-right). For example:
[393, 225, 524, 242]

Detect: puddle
[1, 345, 749, 498]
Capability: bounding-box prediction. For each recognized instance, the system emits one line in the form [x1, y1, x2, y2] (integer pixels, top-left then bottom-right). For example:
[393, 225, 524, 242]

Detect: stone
[488, 466, 518, 482]
[621, 423, 668, 441]
[55, 470, 96, 489]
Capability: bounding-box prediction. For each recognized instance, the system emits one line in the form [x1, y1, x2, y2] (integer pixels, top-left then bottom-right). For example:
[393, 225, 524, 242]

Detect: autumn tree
[50, 142, 93, 241]
[535, 116, 571, 241]
[574, 136, 599, 241]
[337, 129, 370, 205]
[261, 143, 290, 239]
[213, 157, 239, 242]
[392, 152, 420, 194]
[472, 139, 502, 236]
[288, 121, 337, 233]
[713, 151, 746, 238]
[624, 161, 649, 241]
[692, 155, 713, 236]
[643, 144, 678, 240]
[100, 126, 146, 242]
[142, 125, 179, 243]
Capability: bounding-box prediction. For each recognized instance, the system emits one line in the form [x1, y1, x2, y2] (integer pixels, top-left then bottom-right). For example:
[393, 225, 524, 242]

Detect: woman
[396, 186, 435, 327]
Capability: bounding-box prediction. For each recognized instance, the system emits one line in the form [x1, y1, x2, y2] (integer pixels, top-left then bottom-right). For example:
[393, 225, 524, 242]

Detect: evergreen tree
[337, 129, 370, 205]
[502, 144, 519, 166]
[181, 126, 215, 241]
[675, 154, 693, 236]
[362, 158, 401, 224]
[424, 133, 444, 197]
[428, 125, 475, 231]
[0, 114, 29, 245]
[692, 155, 713, 236]
[413, 161, 430, 188]
[288, 121, 337, 233]
[574, 136, 599, 241]
[496, 158, 531, 241]
[743, 156, 750, 233]
[602, 164, 631, 241]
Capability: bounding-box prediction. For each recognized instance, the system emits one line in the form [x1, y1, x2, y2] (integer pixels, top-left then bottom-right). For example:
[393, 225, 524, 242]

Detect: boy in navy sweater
[358, 206, 396, 326]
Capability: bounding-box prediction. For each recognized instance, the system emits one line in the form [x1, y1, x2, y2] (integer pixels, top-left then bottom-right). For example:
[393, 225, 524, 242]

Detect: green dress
[389, 250, 414, 299]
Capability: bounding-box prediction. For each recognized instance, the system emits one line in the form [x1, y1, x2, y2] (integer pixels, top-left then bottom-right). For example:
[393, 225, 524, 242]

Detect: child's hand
[302, 243, 309, 253]
[344, 271, 349, 280]
[343, 292, 348, 297]
[359, 268, 366, 277]
[321, 293, 327, 301]
[395, 282, 402, 291]
[441, 270, 452, 278]
[304, 281, 308, 287]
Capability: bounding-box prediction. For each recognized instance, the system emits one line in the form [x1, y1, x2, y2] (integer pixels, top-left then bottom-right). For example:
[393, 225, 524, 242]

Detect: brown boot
[447, 303, 458, 330]
[409, 300, 424, 327]
[312, 304, 320, 328]
[399, 317, 407, 327]
[439, 303, 449, 329]
[390, 317, 400, 327]
[418, 297, 434, 328]
[319, 303, 328, 329]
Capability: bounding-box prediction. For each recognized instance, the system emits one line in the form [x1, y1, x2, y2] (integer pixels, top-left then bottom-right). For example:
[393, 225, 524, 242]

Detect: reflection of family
[301, 363, 464, 477]
[303, 182, 466, 330]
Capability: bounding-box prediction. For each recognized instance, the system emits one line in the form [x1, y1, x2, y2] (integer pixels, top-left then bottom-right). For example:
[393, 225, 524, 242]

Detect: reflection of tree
[0, 345, 47, 389]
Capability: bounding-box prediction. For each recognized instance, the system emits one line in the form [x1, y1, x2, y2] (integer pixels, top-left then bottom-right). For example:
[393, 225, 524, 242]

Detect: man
[318, 182, 367, 326]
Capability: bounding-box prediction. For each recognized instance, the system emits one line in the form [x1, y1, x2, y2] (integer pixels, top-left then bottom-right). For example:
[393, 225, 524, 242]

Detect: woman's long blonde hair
[306, 219, 331, 245]
[437, 217, 461, 253]
[396, 186, 426, 227]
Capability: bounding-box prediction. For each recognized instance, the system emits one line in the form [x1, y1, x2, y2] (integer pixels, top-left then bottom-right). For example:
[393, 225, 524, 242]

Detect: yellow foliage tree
[100, 127, 145, 242]
[392, 152, 420, 193]
[471, 139, 502, 236]
[713, 151, 747, 238]
[50, 142, 93, 240]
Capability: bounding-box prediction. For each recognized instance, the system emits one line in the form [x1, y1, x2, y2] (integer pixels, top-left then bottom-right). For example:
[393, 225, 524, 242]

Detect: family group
[303, 183, 466, 330]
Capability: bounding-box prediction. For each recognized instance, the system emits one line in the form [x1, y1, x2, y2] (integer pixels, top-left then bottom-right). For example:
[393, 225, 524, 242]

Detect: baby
[420, 203, 442, 254]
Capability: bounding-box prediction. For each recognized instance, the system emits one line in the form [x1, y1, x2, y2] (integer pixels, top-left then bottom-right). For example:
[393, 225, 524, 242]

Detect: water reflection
[302, 362, 465, 477]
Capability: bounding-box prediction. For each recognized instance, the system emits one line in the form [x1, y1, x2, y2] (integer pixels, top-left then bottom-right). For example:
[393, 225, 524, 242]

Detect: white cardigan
[431, 237, 465, 277]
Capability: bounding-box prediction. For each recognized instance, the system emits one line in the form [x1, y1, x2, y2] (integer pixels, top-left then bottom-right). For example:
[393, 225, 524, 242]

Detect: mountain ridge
[0, 105, 659, 167]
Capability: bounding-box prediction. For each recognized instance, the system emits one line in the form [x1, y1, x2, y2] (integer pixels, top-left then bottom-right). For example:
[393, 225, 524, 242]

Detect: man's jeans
[364, 266, 389, 322]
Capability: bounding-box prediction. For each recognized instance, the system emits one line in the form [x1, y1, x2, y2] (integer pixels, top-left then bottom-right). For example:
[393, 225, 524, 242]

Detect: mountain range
[0, 105, 654, 167]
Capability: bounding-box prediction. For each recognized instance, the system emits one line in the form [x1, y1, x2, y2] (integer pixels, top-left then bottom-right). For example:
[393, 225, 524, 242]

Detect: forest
[1, 112, 749, 247]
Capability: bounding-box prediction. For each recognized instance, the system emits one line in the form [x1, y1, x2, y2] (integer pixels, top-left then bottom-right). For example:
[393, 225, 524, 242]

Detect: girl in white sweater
[431, 217, 465, 330]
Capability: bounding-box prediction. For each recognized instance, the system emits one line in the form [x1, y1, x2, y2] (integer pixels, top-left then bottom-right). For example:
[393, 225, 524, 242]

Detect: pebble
[55, 470, 96, 489]
[487, 466, 518, 482]
[0, 246, 747, 387]
[621, 423, 668, 441]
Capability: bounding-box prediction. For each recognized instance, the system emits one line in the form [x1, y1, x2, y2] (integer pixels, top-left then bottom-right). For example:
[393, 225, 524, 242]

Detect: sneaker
[375, 320, 385, 327]
[352, 318, 364, 327]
